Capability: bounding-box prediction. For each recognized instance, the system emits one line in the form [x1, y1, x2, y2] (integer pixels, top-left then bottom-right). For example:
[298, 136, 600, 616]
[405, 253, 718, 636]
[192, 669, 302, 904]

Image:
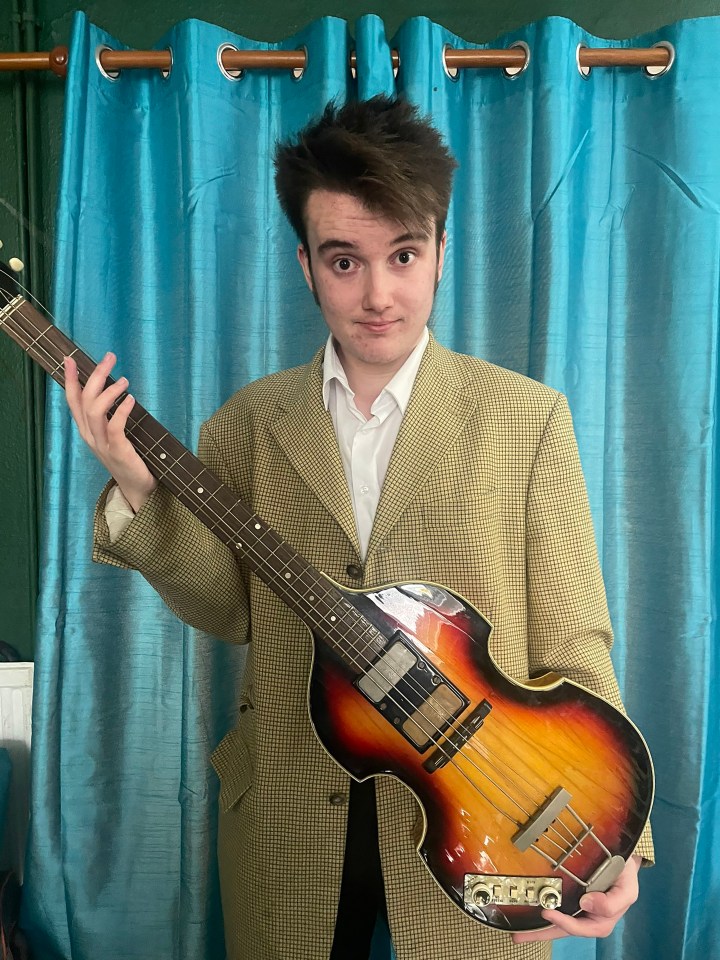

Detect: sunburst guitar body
[308, 579, 653, 932]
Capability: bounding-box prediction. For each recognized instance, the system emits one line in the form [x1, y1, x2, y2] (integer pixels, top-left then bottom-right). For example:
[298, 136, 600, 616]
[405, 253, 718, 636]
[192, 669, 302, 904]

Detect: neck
[335, 331, 428, 418]
[344, 365, 397, 418]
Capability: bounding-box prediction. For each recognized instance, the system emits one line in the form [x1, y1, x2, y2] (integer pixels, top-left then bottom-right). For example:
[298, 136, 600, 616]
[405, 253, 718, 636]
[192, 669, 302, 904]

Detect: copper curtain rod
[0, 44, 673, 79]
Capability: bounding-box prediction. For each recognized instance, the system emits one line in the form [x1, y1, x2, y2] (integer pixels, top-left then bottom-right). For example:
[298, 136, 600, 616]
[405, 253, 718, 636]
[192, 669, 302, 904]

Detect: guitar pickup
[355, 633, 468, 752]
[423, 700, 492, 773]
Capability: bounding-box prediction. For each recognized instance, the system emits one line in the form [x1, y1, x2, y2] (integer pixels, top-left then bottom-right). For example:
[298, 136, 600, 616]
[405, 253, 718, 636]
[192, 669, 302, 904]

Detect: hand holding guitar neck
[0, 252, 155, 512]
[64, 351, 157, 513]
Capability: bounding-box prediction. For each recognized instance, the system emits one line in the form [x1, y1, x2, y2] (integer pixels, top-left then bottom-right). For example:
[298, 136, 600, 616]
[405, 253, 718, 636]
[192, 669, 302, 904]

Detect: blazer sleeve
[525, 393, 654, 863]
[92, 422, 250, 644]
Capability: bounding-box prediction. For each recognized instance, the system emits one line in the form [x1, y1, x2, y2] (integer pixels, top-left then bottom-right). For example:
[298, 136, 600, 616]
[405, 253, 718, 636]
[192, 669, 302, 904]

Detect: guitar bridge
[513, 786, 572, 852]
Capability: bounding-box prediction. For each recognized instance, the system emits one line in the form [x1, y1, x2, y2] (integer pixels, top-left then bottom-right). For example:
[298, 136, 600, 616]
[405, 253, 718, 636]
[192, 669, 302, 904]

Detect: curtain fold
[20, 12, 718, 960]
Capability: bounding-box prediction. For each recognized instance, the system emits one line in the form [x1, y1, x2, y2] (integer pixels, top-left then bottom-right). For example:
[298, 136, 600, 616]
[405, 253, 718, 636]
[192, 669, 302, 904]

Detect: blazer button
[328, 792, 347, 806]
[346, 563, 363, 579]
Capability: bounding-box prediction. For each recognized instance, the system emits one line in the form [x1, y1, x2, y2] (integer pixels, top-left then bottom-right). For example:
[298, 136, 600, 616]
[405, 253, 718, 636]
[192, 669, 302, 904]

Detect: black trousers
[330, 778, 388, 960]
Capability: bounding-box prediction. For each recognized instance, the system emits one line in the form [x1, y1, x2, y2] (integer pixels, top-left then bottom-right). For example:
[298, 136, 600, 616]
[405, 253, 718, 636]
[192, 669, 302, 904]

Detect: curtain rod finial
[49, 46, 68, 78]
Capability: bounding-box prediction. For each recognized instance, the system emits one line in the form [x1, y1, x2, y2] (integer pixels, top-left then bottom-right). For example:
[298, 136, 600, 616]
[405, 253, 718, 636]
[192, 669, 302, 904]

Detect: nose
[361, 265, 394, 314]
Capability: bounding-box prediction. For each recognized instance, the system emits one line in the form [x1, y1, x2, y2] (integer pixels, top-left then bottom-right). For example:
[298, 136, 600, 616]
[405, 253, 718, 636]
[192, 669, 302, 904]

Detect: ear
[297, 244, 314, 291]
[436, 230, 447, 283]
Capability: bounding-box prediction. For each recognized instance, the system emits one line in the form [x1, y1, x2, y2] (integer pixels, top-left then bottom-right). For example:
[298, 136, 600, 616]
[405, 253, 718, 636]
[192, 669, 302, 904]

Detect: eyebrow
[316, 232, 430, 255]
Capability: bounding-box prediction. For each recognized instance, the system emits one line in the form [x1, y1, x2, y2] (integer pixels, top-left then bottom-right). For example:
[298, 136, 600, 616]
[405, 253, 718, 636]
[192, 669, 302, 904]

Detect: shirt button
[359, 484, 370, 495]
[346, 563, 363, 579]
[328, 793, 347, 806]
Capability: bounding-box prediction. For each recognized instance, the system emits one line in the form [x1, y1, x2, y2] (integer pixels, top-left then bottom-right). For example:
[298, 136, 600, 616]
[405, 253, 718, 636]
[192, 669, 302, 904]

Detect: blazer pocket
[211, 722, 255, 812]
[420, 491, 497, 529]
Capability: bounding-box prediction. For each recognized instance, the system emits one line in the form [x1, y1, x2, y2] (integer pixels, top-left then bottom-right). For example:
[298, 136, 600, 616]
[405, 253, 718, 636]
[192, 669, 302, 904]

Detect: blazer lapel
[270, 351, 360, 553]
[367, 336, 478, 559]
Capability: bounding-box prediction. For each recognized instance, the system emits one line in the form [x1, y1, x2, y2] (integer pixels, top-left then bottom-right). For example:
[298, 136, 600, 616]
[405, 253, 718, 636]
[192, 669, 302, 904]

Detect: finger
[64, 355, 92, 438]
[64, 355, 82, 416]
[105, 392, 136, 443]
[545, 907, 619, 939]
[578, 892, 619, 920]
[88, 374, 130, 418]
[85, 376, 130, 441]
[582, 878, 639, 919]
[81, 351, 118, 402]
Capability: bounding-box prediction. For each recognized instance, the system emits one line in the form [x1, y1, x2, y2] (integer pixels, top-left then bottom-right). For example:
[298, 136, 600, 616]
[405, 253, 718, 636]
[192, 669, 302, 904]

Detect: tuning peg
[0, 240, 25, 272]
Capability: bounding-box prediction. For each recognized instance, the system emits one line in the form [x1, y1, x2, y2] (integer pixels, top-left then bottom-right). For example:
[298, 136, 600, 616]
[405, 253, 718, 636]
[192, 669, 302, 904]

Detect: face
[297, 190, 446, 386]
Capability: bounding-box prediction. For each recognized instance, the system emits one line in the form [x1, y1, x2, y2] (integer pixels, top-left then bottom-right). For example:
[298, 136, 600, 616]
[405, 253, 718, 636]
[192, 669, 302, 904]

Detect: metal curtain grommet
[217, 42, 243, 81]
[95, 44, 120, 81]
[576, 43, 591, 78]
[644, 40, 675, 77]
[503, 40, 530, 78]
[292, 46, 307, 81]
[442, 44, 459, 81]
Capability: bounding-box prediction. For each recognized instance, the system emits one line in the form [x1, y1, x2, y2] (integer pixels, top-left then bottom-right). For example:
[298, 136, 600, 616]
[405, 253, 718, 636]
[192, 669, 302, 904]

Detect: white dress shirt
[106, 328, 430, 559]
[322, 328, 428, 558]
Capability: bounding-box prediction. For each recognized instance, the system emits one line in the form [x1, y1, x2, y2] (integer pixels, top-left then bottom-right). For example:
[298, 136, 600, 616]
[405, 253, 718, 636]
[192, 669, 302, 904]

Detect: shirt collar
[322, 327, 429, 415]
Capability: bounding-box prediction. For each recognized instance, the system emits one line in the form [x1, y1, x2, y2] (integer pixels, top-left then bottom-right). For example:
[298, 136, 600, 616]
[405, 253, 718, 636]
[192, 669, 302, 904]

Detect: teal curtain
[21, 12, 718, 960]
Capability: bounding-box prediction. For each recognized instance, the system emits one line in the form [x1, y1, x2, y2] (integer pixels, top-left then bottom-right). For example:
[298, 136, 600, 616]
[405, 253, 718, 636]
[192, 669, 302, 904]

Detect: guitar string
[0, 284, 599, 864]
[0, 282, 605, 865]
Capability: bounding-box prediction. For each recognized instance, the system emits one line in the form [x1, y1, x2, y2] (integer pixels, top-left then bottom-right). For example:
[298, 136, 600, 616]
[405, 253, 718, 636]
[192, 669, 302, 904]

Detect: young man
[64, 97, 651, 960]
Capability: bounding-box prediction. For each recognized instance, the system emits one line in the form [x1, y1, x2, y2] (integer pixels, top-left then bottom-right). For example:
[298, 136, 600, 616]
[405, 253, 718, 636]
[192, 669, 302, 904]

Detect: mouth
[356, 318, 399, 333]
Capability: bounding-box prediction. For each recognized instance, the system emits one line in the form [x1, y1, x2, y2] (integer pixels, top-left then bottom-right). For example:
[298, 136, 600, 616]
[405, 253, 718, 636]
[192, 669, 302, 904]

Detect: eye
[395, 250, 416, 265]
[333, 257, 355, 273]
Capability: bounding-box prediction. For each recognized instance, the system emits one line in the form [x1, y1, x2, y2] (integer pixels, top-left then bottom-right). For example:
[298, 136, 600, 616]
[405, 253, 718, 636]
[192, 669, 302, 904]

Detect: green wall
[2, 0, 720, 658]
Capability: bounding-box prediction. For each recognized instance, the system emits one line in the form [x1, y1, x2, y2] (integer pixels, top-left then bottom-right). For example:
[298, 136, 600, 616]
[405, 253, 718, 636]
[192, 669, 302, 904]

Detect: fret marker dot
[197, 487, 204, 494]
[254, 523, 261, 530]
[309, 595, 315, 602]
[160, 453, 167, 460]
[284, 572, 292, 579]
[330, 616, 336, 622]
[236, 543, 242, 549]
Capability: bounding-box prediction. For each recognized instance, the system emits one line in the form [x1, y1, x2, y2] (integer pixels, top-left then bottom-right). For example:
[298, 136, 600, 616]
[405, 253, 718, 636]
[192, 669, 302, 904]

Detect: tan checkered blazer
[94, 334, 652, 960]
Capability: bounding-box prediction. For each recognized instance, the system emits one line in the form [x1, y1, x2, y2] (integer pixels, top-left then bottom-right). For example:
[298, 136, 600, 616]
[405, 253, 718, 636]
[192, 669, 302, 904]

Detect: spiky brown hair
[274, 95, 457, 249]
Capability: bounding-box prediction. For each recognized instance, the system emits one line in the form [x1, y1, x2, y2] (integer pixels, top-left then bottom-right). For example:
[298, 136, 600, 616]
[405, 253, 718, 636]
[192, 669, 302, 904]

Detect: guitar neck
[0, 289, 380, 672]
